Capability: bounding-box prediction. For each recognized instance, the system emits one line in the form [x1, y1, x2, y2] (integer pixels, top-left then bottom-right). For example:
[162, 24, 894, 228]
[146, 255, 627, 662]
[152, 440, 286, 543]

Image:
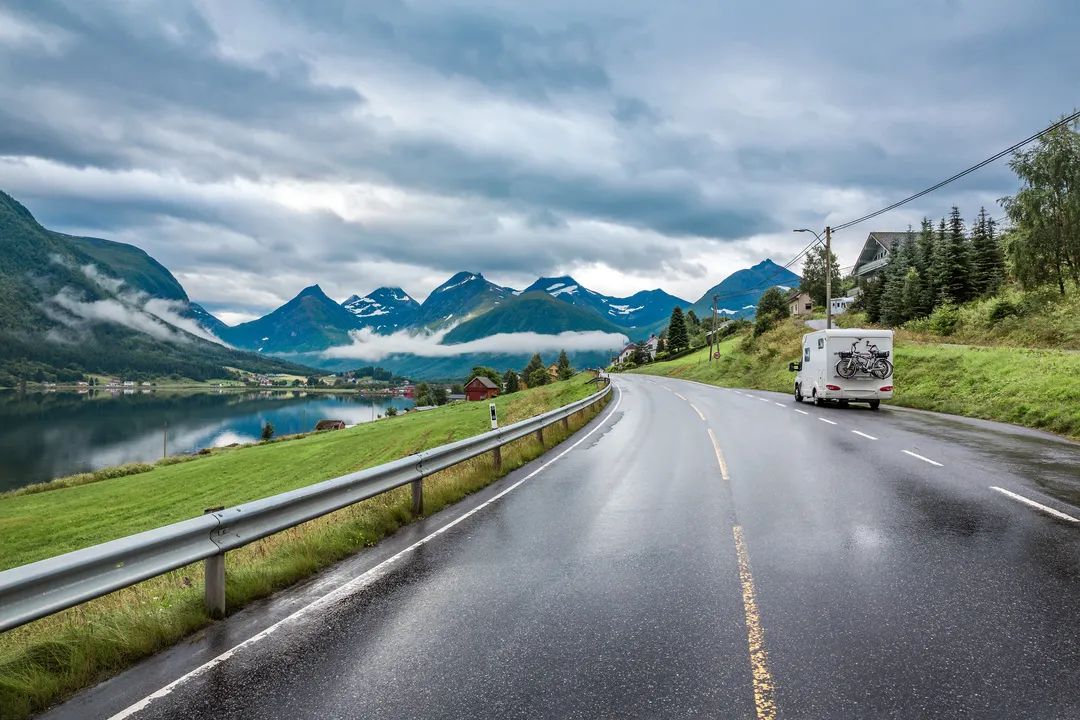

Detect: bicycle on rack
[835, 340, 892, 379]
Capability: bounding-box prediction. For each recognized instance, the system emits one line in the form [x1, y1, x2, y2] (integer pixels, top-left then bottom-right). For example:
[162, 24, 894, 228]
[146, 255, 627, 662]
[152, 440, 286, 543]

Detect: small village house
[314, 419, 346, 431]
[788, 290, 813, 316]
[465, 376, 499, 401]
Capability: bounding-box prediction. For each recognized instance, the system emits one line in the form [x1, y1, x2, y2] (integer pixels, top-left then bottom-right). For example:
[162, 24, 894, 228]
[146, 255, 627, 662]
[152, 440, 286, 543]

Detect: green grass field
[0, 373, 606, 719]
[631, 320, 1080, 440]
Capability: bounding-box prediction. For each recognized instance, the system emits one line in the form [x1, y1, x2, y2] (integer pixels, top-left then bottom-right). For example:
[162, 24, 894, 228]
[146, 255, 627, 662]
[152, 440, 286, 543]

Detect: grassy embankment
[632, 290, 1080, 440]
[0, 373, 607, 719]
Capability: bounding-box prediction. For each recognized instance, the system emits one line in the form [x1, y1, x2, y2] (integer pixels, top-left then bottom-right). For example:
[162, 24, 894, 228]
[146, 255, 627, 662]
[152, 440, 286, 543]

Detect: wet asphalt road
[44, 375, 1080, 719]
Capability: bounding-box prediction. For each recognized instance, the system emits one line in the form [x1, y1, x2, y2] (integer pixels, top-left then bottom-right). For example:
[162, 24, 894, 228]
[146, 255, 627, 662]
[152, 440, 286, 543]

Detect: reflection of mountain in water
[0, 390, 414, 491]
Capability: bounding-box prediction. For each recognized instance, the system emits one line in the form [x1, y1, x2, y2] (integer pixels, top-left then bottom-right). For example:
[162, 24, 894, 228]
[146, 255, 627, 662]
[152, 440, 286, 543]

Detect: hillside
[221, 285, 360, 353]
[443, 291, 628, 343]
[0, 191, 310, 384]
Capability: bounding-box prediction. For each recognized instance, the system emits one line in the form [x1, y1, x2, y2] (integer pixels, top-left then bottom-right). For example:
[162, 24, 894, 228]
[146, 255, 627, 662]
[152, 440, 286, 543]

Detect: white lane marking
[851, 430, 878, 440]
[674, 392, 688, 401]
[707, 428, 730, 480]
[109, 386, 625, 720]
[902, 450, 943, 467]
[774, 402, 786, 408]
[818, 418, 838, 426]
[745, 394, 757, 399]
[757, 397, 770, 403]
[689, 403, 707, 422]
[793, 409, 809, 415]
[990, 486, 1079, 523]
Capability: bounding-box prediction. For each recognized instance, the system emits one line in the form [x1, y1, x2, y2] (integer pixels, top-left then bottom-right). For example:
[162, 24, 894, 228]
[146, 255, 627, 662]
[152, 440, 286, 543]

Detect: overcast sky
[1, 1, 1076, 324]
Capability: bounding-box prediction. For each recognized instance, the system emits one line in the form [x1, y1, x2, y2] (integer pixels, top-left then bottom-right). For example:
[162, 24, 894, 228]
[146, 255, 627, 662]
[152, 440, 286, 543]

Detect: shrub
[927, 303, 961, 336]
[986, 298, 1020, 325]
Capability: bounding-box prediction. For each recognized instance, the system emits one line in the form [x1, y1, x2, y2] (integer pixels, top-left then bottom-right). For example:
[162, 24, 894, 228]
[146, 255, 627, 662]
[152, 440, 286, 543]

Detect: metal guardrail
[0, 381, 611, 632]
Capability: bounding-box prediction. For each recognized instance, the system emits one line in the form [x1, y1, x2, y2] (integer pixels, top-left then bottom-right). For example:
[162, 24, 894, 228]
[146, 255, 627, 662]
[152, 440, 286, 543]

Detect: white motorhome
[789, 329, 894, 409]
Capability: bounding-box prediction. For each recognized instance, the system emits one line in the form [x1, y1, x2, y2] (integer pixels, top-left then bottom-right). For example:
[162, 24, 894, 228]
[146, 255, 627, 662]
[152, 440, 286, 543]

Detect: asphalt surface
[43, 375, 1080, 719]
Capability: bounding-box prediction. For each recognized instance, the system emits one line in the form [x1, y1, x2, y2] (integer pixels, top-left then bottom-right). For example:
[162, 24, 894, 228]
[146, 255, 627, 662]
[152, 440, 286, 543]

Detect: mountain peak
[296, 283, 328, 299]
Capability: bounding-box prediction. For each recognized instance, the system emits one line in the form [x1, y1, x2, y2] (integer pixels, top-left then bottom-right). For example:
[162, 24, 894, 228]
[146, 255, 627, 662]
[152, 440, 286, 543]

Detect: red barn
[464, 376, 499, 401]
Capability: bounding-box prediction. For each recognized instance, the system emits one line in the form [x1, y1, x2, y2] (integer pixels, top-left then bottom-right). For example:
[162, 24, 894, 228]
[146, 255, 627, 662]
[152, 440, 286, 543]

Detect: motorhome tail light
[825, 384, 841, 391]
[879, 385, 893, 391]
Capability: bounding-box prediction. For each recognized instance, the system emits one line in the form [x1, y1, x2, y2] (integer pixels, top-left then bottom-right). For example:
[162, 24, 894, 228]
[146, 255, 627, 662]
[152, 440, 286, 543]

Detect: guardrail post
[535, 427, 544, 445]
[562, 415, 569, 430]
[203, 507, 225, 618]
[492, 446, 502, 472]
[411, 478, 423, 515]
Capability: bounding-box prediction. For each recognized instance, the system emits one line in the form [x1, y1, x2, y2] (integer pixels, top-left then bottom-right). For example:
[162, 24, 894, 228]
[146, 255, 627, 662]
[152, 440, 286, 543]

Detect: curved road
[46, 375, 1080, 719]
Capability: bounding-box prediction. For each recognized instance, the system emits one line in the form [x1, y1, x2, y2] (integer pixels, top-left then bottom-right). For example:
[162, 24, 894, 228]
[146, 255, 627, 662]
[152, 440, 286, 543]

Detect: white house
[852, 232, 908, 279]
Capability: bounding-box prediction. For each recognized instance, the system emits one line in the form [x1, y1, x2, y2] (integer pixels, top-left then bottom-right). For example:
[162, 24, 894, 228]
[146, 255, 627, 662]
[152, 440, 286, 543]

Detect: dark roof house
[314, 419, 346, 431]
[852, 232, 908, 278]
[465, 375, 500, 401]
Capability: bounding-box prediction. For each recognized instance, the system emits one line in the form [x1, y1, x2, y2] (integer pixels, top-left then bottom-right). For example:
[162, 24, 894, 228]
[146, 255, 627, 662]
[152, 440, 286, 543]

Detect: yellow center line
[706, 428, 729, 480]
[733, 525, 778, 720]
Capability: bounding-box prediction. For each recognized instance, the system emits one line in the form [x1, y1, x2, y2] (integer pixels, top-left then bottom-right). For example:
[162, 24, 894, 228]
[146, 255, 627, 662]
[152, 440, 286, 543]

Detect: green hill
[0, 190, 310, 384]
[443, 291, 628, 343]
[221, 284, 361, 353]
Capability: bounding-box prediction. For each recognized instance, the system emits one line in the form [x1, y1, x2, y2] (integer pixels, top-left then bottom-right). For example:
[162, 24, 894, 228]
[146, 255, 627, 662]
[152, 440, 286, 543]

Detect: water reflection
[0, 390, 414, 491]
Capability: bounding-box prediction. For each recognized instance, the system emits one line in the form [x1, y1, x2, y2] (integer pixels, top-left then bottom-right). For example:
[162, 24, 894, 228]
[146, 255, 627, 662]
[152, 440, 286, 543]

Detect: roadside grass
[0, 375, 607, 720]
[630, 318, 1080, 440]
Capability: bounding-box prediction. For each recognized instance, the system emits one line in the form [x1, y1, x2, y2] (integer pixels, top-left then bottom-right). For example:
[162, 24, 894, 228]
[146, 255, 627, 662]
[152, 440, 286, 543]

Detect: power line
[831, 109, 1080, 233]
[702, 235, 823, 309]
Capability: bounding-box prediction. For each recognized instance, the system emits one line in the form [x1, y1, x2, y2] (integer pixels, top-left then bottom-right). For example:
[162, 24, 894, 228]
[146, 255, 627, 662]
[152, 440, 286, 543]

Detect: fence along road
[0, 381, 611, 632]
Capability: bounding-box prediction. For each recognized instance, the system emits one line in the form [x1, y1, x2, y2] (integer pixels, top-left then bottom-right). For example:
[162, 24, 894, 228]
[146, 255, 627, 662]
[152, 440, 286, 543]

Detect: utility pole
[825, 225, 833, 330]
[710, 294, 719, 362]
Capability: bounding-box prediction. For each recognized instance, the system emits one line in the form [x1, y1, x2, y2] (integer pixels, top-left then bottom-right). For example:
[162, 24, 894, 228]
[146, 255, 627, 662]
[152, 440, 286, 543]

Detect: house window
[805, 303, 812, 310]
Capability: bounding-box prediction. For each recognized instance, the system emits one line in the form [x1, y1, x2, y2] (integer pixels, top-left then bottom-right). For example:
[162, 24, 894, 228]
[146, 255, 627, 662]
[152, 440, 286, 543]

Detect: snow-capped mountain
[342, 287, 420, 333]
[521, 276, 687, 329]
[413, 271, 516, 330]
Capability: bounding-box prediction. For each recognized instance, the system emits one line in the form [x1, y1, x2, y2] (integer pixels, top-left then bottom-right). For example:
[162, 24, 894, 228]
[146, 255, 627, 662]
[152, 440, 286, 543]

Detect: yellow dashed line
[733, 525, 777, 720]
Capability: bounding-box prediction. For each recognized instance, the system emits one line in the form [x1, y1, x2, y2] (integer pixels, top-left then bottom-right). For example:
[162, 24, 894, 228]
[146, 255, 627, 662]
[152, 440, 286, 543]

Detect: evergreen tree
[970, 207, 1004, 295]
[667, 307, 689, 352]
[522, 353, 545, 381]
[880, 229, 915, 326]
[900, 267, 923, 321]
[942, 206, 973, 303]
[502, 369, 520, 393]
[556, 349, 574, 380]
[861, 277, 884, 324]
[914, 218, 937, 315]
[931, 217, 952, 303]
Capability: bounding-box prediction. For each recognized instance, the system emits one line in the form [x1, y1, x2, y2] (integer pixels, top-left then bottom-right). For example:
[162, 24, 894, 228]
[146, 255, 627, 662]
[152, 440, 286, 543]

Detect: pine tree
[970, 207, 1004, 295]
[915, 218, 937, 312]
[556, 349, 573, 380]
[900, 267, 923, 320]
[931, 217, 951, 304]
[881, 228, 915, 326]
[942, 206, 972, 302]
[502, 369, 520, 393]
[667, 307, 689, 352]
[522, 353, 545, 382]
[862, 277, 884, 323]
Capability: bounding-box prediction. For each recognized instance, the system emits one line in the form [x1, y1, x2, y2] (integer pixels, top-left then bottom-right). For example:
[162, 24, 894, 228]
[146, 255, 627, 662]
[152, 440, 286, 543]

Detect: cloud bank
[323, 327, 627, 362]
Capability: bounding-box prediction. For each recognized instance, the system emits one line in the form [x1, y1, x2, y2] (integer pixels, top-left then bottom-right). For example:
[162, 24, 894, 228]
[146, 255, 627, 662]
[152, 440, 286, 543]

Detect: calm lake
[0, 389, 415, 492]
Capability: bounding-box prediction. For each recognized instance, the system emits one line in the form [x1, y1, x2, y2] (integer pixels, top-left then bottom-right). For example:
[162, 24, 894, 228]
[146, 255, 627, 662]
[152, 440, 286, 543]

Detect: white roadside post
[490, 403, 502, 472]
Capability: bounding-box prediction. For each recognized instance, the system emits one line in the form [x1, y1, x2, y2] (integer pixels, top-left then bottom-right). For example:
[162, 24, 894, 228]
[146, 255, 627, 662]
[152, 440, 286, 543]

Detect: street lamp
[793, 227, 833, 329]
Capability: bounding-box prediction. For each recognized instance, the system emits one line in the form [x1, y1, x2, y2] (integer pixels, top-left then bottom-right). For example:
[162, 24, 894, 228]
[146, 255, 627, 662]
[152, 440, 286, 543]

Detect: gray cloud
[1, 0, 1077, 318]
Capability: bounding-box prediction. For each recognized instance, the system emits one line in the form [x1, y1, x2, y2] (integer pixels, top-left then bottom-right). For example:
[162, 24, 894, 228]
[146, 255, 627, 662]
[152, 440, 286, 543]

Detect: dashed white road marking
[674, 392, 688, 401]
[902, 450, 943, 467]
[990, 486, 1079, 523]
[689, 403, 707, 422]
[773, 402, 786, 408]
[793, 409, 809, 415]
[757, 397, 770, 403]
[108, 386, 626, 720]
[851, 430, 878, 440]
[818, 418, 838, 426]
